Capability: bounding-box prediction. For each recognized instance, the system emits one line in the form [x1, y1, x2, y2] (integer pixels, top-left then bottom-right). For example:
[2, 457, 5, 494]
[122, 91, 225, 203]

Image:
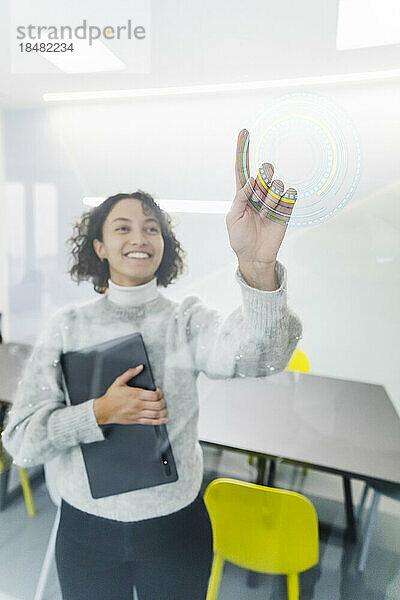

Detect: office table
[2, 341, 400, 536]
[197, 369, 400, 543]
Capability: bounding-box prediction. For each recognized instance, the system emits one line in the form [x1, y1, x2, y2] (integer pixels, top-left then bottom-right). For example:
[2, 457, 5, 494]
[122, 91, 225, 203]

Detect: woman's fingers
[257, 162, 274, 192]
[250, 163, 297, 225]
[138, 417, 168, 425]
[235, 129, 250, 192]
[234, 130, 297, 224]
[250, 163, 275, 208]
[273, 188, 297, 225]
[141, 408, 168, 420]
[141, 397, 166, 411]
[280, 187, 298, 208]
[257, 178, 284, 220]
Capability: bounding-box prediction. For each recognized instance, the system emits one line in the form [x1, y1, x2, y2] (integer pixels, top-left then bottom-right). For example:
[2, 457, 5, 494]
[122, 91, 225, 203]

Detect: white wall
[2, 81, 399, 417]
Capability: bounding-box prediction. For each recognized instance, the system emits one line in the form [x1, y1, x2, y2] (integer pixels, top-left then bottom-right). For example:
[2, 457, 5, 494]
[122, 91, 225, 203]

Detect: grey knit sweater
[1, 261, 302, 522]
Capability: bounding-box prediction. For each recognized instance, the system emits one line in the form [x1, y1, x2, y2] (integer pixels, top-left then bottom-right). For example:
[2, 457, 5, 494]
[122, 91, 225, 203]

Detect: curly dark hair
[66, 190, 187, 294]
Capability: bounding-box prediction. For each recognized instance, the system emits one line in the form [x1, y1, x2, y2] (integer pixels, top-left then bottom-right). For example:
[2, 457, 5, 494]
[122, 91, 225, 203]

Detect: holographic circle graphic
[242, 93, 362, 227]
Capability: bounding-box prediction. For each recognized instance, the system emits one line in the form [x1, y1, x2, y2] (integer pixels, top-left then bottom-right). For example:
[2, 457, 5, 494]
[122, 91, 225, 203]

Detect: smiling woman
[66, 190, 186, 291]
[2, 134, 303, 600]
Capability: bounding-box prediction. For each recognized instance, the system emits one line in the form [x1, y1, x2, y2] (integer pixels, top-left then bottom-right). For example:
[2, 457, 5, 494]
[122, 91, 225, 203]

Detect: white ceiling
[1, 0, 400, 110]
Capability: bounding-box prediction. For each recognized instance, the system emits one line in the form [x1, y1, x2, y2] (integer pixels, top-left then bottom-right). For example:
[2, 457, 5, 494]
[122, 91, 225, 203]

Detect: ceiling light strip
[83, 197, 231, 214]
[44, 69, 400, 102]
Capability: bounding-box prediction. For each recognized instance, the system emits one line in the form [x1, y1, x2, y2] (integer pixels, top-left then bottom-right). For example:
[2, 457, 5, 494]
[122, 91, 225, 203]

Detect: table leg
[247, 457, 274, 588]
[342, 476, 357, 542]
[256, 457, 266, 485]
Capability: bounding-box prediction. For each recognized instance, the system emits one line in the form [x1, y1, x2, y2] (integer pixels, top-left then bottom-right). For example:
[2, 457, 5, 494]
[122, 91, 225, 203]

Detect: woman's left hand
[226, 128, 297, 266]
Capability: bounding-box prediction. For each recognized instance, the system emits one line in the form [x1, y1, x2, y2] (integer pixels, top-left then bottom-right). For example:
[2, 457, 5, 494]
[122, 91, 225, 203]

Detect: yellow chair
[248, 348, 310, 476]
[0, 427, 36, 516]
[204, 477, 319, 600]
[287, 348, 310, 374]
[18, 466, 36, 516]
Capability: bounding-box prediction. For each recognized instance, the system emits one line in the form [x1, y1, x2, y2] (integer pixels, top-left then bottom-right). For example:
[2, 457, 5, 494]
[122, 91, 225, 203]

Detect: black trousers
[55, 492, 213, 600]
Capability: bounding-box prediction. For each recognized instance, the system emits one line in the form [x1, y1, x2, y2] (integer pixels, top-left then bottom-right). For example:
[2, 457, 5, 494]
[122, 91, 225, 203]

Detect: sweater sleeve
[1, 307, 106, 468]
[181, 260, 303, 379]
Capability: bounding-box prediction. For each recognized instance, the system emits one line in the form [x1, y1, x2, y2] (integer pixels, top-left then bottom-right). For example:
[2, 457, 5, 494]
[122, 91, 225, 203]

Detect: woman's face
[93, 198, 165, 287]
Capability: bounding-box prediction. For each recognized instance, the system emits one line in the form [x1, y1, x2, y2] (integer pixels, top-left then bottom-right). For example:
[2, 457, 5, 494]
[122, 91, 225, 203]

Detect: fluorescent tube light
[83, 197, 231, 214]
[82, 197, 105, 207]
[44, 68, 400, 102]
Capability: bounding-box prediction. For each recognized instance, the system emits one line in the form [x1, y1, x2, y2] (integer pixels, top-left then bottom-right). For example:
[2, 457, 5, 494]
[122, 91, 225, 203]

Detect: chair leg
[256, 457, 267, 485]
[287, 572, 299, 600]
[356, 482, 369, 521]
[357, 491, 381, 572]
[266, 459, 276, 487]
[206, 553, 224, 600]
[0, 468, 10, 510]
[18, 467, 36, 516]
[33, 504, 61, 600]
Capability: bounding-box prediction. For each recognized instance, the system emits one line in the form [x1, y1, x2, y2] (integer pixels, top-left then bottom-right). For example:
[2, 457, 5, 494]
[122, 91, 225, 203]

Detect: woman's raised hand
[93, 365, 168, 426]
[226, 128, 297, 266]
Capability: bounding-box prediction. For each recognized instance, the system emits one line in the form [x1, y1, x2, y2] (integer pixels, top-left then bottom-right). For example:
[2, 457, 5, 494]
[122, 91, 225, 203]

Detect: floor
[0, 446, 399, 600]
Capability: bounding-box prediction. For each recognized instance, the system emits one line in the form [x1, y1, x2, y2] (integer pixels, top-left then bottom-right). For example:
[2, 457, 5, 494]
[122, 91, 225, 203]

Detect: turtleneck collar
[106, 276, 159, 306]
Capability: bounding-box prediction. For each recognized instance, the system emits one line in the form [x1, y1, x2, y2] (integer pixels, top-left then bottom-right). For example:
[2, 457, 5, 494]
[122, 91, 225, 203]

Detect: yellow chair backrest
[287, 348, 310, 373]
[204, 477, 318, 573]
[204, 478, 319, 599]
